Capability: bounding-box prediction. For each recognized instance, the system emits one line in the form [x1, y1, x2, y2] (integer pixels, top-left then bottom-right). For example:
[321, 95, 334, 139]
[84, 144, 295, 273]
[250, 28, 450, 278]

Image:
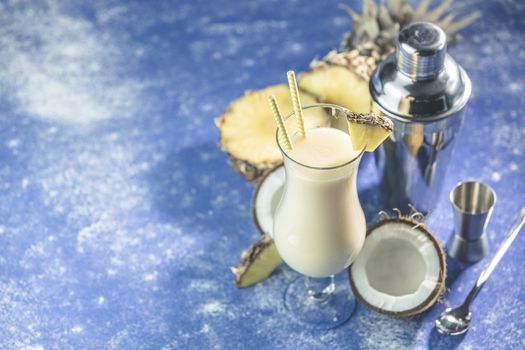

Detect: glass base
[284, 275, 356, 330]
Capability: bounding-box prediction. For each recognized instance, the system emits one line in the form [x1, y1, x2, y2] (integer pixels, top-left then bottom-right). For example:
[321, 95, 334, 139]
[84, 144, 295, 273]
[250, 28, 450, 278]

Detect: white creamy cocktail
[273, 126, 366, 278]
[267, 72, 392, 329]
[269, 102, 371, 329]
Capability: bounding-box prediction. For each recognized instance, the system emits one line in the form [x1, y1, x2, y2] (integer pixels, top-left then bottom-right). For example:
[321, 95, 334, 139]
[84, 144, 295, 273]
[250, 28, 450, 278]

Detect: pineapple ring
[218, 84, 327, 166]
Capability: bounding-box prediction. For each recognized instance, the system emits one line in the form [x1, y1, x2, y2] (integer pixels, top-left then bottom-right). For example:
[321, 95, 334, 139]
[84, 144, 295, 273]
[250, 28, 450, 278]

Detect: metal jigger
[447, 181, 496, 262]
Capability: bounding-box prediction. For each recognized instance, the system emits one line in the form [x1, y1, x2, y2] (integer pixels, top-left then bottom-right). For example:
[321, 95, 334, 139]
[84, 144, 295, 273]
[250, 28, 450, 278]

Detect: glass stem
[304, 275, 336, 302]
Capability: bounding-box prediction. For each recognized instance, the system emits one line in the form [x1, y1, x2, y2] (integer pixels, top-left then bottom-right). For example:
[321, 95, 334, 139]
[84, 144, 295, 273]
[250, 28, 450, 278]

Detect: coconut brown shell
[348, 217, 447, 318]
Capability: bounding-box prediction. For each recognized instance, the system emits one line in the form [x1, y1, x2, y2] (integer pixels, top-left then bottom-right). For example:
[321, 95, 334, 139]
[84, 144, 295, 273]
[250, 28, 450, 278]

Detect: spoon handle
[463, 206, 525, 307]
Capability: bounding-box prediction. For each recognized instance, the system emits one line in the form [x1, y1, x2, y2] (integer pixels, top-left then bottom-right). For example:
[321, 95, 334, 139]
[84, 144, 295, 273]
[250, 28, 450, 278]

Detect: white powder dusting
[18, 345, 44, 350]
[491, 172, 502, 182]
[333, 16, 348, 27]
[491, 123, 525, 151]
[107, 329, 129, 350]
[200, 324, 210, 334]
[241, 58, 255, 67]
[0, 0, 147, 124]
[289, 42, 303, 53]
[188, 280, 214, 292]
[21, 178, 30, 189]
[201, 20, 287, 35]
[1, 281, 45, 348]
[97, 5, 128, 24]
[508, 82, 522, 92]
[143, 272, 158, 282]
[197, 301, 226, 315]
[354, 312, 421, 350]
[7, 139, 20, 148]
[25, 131, 198, 282]
[71, 325, 83, 334]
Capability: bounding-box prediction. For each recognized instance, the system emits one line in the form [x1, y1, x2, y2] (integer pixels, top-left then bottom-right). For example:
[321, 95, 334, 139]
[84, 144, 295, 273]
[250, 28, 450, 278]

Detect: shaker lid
[370, 22, 471, 122]
[396, 22, 446, 80]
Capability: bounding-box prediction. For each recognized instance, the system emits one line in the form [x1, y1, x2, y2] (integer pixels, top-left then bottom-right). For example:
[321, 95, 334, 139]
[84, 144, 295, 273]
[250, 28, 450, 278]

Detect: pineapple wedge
[347, 112, 393, 152]
[217, 84, 328, 182]
[232, 234, 282, 288]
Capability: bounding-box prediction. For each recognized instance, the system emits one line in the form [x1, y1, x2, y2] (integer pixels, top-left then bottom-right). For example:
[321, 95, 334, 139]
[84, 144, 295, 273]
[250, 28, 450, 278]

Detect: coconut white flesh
[254, 166, 285, 236]
[351, 222, 442, 313]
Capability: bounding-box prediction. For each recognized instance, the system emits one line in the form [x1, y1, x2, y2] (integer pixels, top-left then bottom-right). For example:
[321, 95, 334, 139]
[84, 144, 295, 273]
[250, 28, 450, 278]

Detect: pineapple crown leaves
[341, 0, 480, 55]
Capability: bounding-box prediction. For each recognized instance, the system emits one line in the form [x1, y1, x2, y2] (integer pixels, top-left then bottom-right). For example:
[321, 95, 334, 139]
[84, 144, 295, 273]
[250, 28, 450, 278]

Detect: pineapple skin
[232, 234, 282, 288]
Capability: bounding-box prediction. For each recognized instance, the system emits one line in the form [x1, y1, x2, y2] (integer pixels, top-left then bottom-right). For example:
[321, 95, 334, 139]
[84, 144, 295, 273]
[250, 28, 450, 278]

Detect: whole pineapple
[300, 0, 479, 116]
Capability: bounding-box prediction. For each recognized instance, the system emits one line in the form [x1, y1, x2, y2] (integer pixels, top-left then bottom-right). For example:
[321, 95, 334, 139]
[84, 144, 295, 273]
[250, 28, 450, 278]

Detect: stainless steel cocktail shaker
[370, 22, 471, 213]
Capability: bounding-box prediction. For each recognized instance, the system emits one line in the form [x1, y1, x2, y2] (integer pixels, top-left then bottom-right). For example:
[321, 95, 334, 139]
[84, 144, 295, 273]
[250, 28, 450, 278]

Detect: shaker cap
[370, 22, 471, 122]
[396, 22, 447, 80]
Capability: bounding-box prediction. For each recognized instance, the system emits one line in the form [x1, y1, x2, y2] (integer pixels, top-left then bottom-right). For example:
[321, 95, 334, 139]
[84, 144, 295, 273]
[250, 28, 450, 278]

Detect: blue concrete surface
[0, 0, 523, 349]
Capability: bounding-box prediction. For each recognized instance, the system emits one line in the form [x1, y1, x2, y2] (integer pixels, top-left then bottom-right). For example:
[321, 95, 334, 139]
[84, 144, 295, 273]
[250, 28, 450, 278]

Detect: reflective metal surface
[435, 305, 471, 336]
[396, 21, 447, 81]
[370, 22, 471, 213]
[436, 207, 525, 335]
[448, 181, 496, 262]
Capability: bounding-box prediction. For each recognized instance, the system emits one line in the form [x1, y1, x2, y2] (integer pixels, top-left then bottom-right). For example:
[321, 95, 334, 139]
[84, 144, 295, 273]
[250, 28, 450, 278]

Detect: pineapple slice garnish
[218, 84, 327, 168]
[347, 112, 393, 152]
[232, 234, 282, 288]
[299, 65, 372, 114]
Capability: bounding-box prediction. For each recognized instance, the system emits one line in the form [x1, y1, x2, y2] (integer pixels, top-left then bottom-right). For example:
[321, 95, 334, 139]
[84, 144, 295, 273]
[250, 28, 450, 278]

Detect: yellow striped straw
[287, 70, 306, 138]
[268, 95, 293, 151]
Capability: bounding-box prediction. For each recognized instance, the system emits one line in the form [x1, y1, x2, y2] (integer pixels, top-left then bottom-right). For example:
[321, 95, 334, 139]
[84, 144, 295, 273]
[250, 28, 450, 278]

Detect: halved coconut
[349, 217, 446, 318]
[252, 165, 285, 236]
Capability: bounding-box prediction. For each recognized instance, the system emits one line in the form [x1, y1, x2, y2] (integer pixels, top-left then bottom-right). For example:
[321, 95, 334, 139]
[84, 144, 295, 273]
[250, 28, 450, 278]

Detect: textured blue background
[0, 0, 524, 349]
